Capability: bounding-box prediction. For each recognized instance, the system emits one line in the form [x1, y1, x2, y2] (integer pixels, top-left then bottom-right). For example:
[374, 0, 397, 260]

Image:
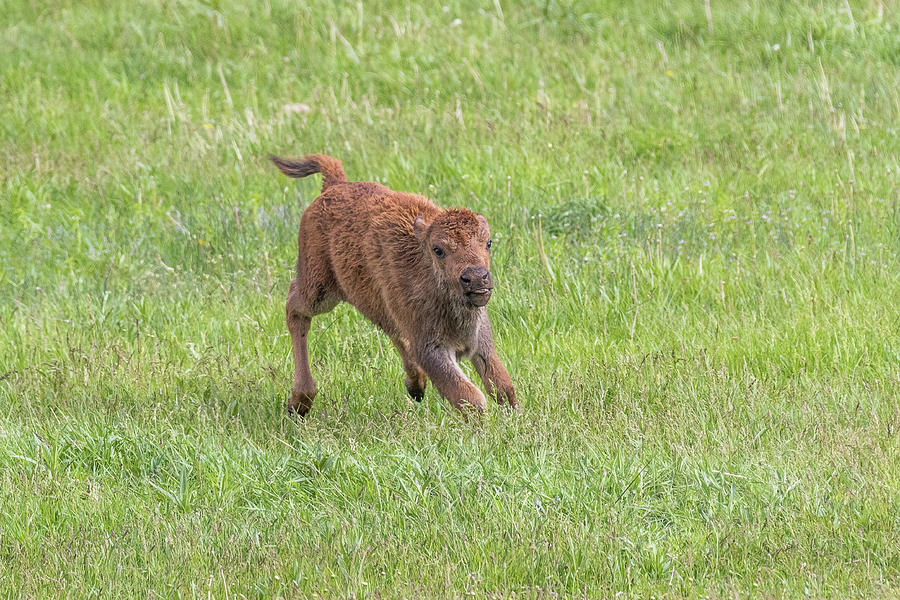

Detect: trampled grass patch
[1, 1, 899, 597]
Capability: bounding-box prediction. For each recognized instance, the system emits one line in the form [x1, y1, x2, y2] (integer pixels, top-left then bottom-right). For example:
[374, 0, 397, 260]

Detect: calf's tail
[270, 153, 347, 191]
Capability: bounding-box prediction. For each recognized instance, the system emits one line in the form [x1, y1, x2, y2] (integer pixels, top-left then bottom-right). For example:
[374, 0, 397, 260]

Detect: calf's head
[414, 209, 494, 307]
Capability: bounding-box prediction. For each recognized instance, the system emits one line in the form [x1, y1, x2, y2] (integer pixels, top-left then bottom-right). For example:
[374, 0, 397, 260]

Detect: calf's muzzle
[460, 265, 493, 307]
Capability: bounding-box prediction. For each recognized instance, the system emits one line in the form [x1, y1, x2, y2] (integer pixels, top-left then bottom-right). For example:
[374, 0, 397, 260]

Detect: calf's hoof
[452, 392, 486, 415]
[287, 391, 315, 417]
[404, 376, 426, 402]
[503, 386, 518, 409]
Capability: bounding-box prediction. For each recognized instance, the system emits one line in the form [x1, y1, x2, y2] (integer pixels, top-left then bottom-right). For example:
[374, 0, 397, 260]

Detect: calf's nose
[460, 266, 492, 289]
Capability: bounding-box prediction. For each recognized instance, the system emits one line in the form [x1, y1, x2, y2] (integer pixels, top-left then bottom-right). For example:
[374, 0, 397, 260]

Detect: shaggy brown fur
[271, 152, 517, 416]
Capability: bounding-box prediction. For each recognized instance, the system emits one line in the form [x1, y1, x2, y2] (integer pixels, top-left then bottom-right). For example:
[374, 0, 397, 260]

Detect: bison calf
[271, 153, 517, 416]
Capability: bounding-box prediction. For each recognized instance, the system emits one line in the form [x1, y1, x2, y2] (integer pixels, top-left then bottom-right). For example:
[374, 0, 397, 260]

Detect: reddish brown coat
[272, 153, 516, 415]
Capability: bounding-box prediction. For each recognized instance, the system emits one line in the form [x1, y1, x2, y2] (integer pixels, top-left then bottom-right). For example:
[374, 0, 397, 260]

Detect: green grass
[2, 0, 900, 597]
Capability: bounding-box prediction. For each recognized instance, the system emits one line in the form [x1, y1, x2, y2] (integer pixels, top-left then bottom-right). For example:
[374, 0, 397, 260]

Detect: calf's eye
[486, 240, 492, 250]
[433, 246, 445, 258]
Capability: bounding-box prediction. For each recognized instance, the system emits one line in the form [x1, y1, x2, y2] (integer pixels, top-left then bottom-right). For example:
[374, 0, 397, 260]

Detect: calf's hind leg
[286, 275, 337, 417]
[286, 280, 316, 416]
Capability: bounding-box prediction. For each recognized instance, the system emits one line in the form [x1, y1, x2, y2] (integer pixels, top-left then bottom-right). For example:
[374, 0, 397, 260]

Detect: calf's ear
[476, 214, 490, 236]
[413, 216, 429, 243]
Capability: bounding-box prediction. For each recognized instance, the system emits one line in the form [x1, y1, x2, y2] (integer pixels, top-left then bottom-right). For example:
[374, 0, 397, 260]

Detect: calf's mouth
[464, 287, 492, 307]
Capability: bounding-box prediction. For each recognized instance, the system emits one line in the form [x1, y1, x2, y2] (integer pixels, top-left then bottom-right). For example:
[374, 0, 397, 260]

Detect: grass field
[2, 0, 900, 597]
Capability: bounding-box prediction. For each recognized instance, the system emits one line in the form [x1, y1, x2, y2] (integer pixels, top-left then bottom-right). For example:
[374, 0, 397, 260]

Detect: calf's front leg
[471, 321, 517, 408]
[389, 336, 428, 401]
[416, 344, 486, 413]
